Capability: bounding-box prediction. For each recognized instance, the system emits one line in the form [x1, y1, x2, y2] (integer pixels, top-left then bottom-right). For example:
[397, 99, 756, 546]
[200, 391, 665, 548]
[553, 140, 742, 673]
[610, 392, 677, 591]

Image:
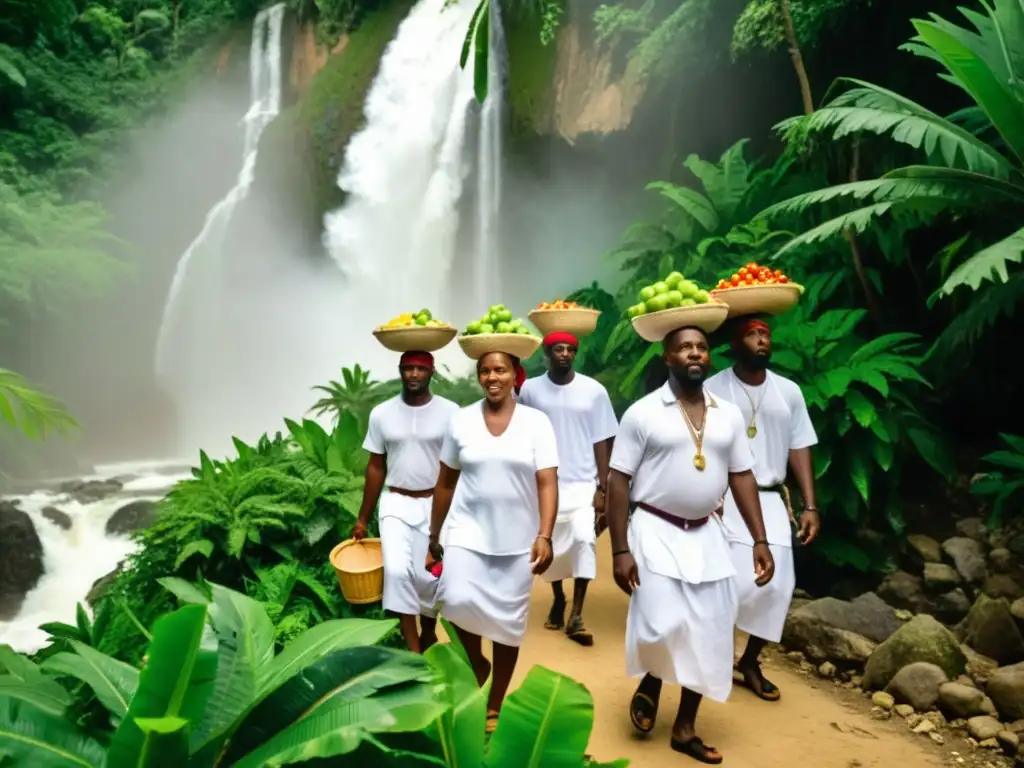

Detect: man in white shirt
[705, 316, 820, 703]
[353, 350, 460, 653]
[606, 325, 774, 765]
[518, 331, 618, 646]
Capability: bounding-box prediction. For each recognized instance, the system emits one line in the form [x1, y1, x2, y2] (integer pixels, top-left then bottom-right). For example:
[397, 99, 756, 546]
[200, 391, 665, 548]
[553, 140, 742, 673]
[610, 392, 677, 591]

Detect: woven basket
[527, 308, 601, 337]
[710, 283, 804, 319]
[630, 303, 729, 343]
[330, 538, 384, 605]
[372, 325, 458, 353]
[457, 333, 541, 360]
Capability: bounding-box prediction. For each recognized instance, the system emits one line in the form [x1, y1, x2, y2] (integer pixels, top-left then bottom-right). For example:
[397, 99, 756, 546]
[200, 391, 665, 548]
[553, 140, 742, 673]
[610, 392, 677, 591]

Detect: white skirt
[729, 541, 795, 643]
[437, 546, 534, 647]
[380, 516, 439, 618]
[543, 504, 597, 583]
[626, 563, 738, 702]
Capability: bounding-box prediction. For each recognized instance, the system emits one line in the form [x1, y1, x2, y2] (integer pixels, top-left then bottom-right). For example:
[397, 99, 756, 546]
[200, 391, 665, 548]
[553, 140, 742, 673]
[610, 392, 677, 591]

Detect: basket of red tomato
[711, 262, 803, 318]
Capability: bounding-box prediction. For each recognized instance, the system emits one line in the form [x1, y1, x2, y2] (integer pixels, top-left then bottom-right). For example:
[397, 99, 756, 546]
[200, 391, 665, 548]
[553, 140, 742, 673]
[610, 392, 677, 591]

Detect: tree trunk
[843, 142, 883, 323]
[779, 0, 814, 115]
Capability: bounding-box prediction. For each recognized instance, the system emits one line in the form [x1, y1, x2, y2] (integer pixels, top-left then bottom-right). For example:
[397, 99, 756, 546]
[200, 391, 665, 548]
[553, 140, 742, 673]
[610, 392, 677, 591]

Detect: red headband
[733, 318, 770, 346]
[514, 361, 527, 392]
[400, 351, 435, 371]
[543, 331, 579, 349]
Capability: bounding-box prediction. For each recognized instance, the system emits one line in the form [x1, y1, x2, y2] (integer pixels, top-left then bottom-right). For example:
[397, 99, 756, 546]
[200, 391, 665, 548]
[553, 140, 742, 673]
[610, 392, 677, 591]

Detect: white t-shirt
[705, 368, 818, 547]
[440, 401, 559, 556]
[610, 383, 752, 583]
[705, 368, 817, 486]
[517, 373, 618, 484]
[362, 395, 460, 491]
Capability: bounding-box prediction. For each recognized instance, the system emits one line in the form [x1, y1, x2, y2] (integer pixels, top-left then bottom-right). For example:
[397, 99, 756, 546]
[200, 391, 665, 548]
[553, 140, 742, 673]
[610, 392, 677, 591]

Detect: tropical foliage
[0, 368, 77, 440]
[0, 580, 626, 766]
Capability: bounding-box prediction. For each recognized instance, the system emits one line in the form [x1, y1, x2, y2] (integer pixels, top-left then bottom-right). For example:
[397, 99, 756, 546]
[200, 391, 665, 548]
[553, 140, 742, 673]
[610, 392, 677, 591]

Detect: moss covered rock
[862, 614, 966, 690]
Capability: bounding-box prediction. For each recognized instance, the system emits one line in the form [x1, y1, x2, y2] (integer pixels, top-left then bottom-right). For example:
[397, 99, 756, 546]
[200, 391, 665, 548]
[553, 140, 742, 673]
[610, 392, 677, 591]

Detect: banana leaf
[0, 695, 105, 767]
[41, 640, 139, 719]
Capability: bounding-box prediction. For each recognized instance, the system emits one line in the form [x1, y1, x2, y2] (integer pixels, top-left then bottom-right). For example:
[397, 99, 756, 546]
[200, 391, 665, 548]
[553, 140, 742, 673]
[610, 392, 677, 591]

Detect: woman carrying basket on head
[426, 344, 559, 734]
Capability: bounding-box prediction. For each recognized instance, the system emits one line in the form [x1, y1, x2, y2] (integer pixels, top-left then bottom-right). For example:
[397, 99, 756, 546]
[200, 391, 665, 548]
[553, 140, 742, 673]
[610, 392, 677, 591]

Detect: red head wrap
[543, 331, 579, 349]
[399, 351, 435, 371]
[732, 317, 770, 347]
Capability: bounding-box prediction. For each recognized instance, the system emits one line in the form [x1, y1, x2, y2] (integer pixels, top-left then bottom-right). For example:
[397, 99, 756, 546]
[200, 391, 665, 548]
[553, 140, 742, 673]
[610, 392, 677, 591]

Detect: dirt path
[504, 545, 949, 767]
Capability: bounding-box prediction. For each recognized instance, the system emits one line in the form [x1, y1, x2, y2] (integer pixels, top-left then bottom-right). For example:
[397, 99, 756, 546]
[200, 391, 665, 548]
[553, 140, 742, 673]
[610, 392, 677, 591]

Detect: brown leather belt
[637, 502, 710, 531]
[388, 486, 434, 499]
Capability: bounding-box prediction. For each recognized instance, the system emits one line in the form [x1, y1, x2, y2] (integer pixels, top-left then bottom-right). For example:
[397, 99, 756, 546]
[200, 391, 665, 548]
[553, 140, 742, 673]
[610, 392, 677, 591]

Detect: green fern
[0, 368, 77, 440]
[972, 433, 1024, 527]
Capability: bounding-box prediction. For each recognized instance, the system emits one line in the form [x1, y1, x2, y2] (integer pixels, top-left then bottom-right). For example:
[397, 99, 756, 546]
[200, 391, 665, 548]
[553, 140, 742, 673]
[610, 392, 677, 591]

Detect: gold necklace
[678, 398, 709, 471]
[737, 379, 766, 439]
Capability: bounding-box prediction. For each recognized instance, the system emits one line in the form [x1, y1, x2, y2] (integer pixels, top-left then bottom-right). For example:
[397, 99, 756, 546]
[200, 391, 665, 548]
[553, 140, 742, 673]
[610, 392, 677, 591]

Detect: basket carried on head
[457, 333, 541, 360]
[330, 538, 384, 604]
[630, 303, 729, 343]
[527, 308, 601, 338]
[710, 283, 804, 319]
[372, 325, 458, 352]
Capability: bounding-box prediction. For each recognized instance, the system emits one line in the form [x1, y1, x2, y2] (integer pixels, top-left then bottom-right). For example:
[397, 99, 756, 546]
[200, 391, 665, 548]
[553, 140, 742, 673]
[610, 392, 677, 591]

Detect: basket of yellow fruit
[457, 304, 541, 360]
[626, 271, 729, 343]
[528, 299, 601, 337]
[372, 309, 457, 352]
[711, 262, 804, 318]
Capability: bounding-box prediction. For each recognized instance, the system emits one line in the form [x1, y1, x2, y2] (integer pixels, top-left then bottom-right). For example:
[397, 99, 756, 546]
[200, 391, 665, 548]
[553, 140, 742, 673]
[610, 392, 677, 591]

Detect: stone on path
[990, 548, 1014, 574]
[862, 615, 966, 690]
[937, 681, 989, 719]
[987, 662, 1024, 721]
[907, 534, 943, 566]
[984, 574, 1023, 601]
[924, 563, 961, 591]
[966, 715, 1003, 742]
[942, 537, 988, 584]
[885, 662, 948, 712]
[957, 594, 1024, 665]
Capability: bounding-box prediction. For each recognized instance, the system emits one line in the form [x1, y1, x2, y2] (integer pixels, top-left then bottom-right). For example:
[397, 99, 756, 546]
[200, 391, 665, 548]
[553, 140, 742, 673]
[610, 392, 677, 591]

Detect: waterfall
[153, 3, 285, 386]
[474, 0, 506, 304]
[322, 0, 501, 376]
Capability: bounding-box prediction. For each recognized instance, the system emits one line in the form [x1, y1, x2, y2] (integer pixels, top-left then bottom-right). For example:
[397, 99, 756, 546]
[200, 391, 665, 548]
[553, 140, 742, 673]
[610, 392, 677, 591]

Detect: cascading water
[474, 0, 507, 304]
[153, 3, 285, 436]
[322, 0, 503, 375]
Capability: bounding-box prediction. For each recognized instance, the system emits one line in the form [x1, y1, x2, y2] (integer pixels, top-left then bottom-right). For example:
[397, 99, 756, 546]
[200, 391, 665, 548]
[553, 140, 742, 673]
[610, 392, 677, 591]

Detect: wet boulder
[58, 478, 123, 504]
[0, 501, 44, 620]
[41, 506, 71, 530]
[106, 500, 158, 536]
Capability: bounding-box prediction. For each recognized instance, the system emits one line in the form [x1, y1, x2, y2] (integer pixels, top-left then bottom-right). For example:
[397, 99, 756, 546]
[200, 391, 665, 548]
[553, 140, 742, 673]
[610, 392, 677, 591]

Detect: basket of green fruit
[372, 309, 457, 352]
[457, 304, 541, 360]
[626, 271, 729, 343]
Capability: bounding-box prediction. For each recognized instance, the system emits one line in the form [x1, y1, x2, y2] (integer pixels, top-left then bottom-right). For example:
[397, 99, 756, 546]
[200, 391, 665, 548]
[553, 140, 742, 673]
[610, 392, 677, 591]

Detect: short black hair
[663, 325, 709, 349]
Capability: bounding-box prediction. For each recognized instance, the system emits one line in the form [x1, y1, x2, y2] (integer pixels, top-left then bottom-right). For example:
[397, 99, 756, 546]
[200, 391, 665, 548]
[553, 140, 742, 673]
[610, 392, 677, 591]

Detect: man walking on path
[705, 316, 820, 702]
[606, 325, 774, 765]
[353, 350, 459, 653]
[518, 330, 618, 646]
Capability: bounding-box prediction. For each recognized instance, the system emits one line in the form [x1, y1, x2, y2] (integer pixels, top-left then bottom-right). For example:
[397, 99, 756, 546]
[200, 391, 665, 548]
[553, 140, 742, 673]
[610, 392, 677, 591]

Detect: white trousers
[729, 541, 795, 643]
[380, 516, 438, 618]
[437, 546, 534, 648]
[543, 504, 597, 583]
[625, 563, 738, 702]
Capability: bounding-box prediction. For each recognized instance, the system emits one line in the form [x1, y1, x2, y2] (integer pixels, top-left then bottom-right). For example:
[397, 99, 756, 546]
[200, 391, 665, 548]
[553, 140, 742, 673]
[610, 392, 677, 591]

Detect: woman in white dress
[426, 350, 559, 732]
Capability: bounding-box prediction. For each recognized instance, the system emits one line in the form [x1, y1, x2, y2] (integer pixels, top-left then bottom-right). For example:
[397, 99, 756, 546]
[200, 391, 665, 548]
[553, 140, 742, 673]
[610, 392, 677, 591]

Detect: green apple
[677, 280, 697, 297]
[680, 298, 696, 307]
[496, 321, 512, 333]
[666, 271, 684, 288]
[509, 318, 522, 329]
[653, 281, 669, 295]
[693, 290, 710, 304]
[646, 295, 670, 313]
[666, 290, 684, 307]
[480, 323, 495, 334]
[627, 304, 644, 318]
[418, 308, 433, 321]
[466, 321, 482, 334]
[639, 285, 656, 302]
[517, 326, 532, 334]
[497, 309, 512, 322]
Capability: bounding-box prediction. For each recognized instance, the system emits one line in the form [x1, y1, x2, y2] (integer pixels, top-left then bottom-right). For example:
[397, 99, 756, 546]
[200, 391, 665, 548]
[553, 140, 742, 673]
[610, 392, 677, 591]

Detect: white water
[323, 0, 494, 376]
[0, 462, 190, 652]
[152, 3, 286, 443]
[475, 0, 506, 303]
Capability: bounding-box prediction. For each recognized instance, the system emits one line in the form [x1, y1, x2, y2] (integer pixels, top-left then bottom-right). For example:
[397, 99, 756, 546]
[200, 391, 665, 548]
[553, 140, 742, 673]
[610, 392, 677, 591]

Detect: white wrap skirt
[436, 546, 534, 647]
[379, 494, 438, 618]
[729, 541, 795, 643]
[543, 482, 597, 583]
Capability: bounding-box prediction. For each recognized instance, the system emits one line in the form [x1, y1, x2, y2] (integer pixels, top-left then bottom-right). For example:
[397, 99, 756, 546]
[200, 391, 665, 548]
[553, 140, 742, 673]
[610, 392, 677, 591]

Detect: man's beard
[670, 365, 706, 387]
[744, 352, 771, 371]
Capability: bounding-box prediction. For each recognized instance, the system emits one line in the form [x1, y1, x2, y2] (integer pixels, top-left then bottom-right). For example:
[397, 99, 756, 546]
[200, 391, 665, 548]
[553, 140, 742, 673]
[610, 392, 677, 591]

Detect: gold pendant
[693, 454, 706, 471]
[747, 424, 757, 439]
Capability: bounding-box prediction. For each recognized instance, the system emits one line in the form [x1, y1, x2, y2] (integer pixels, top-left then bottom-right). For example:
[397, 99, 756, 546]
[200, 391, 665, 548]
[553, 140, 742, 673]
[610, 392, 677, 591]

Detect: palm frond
[928, 271, 1024, 363]
[0, 369, 77, 440]
[775, 79, 1015, 180]
[941, 224, 1024, 293]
